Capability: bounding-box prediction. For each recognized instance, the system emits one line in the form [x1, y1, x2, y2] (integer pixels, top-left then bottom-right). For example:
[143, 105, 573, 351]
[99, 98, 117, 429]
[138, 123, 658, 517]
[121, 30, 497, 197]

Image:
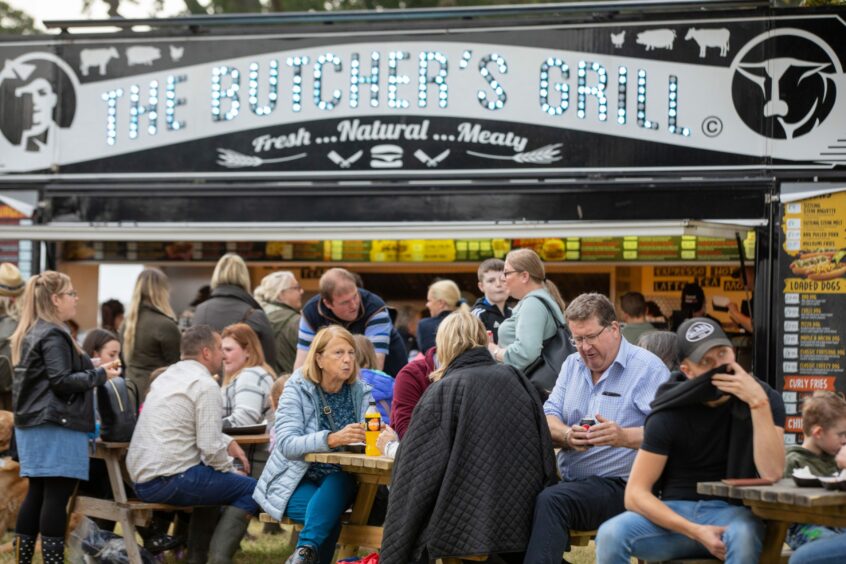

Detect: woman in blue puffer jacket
[254, 325, 372, 564]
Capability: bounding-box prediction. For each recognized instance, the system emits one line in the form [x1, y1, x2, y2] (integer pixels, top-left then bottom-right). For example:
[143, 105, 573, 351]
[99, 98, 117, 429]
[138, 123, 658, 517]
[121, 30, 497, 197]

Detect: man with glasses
[524, 293, 669, 564]
[294, 268, 407, 376]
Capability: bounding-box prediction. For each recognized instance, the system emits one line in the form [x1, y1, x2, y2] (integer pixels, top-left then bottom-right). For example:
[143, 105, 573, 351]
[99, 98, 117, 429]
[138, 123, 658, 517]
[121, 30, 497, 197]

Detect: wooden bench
[432, 529, 598, 564]
[259, 512, 383, 553]
[569, 529, 597, 547]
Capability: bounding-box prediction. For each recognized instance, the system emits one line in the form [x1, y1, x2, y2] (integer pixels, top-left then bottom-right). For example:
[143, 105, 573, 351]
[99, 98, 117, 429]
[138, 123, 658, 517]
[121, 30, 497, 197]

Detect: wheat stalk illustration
[216, 148, 307, 168]
[466, 143, 562, 164]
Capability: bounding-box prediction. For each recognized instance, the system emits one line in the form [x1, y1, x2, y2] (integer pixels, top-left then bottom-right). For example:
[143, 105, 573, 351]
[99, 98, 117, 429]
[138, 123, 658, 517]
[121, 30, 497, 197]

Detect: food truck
[1, 0, 844, 443]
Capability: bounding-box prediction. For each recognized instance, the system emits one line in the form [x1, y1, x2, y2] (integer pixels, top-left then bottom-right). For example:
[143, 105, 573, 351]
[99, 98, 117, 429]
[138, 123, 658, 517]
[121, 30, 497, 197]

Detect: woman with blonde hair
[417, 278, 467, 352]
[255, 325, 372, 564]
[194, 253, 277, 370]
[380, 309, 556, 563]
[254, 270, 303, 375]
[221, 323, 275, 430]
[489, 248, 570, 389]
[122, 268, 180, 406]
[11, 272, 120, 564]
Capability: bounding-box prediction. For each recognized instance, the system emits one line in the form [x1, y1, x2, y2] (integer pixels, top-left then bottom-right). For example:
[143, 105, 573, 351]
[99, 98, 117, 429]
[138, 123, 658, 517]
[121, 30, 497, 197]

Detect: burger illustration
[541, 238, 566, 261]
[370, 144, 403, 168]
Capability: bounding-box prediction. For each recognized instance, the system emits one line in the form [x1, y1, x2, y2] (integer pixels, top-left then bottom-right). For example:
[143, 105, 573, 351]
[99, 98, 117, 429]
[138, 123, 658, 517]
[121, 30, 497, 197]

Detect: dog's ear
[0, 411, 13, 451]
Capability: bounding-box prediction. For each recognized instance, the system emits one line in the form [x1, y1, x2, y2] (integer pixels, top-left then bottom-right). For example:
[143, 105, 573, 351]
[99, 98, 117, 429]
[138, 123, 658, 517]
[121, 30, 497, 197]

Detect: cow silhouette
[636, 29, 676, 51]
[736, 57, 836, 139]
[79, 47, 118, 76]
[686, 28, 731, 57]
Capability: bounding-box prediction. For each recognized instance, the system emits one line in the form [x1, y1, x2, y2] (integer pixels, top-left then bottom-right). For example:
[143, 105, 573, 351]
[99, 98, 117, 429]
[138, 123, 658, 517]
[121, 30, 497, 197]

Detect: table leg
[120, 511, 144, 564]
[759, 520, 788, 564]
[103, 450, 144, 564]
[336, 477, 381, 559]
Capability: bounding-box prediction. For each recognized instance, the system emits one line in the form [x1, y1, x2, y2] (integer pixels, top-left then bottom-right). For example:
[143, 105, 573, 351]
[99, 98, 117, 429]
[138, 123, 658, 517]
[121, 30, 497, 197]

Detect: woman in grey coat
[194, 253, 277, 370]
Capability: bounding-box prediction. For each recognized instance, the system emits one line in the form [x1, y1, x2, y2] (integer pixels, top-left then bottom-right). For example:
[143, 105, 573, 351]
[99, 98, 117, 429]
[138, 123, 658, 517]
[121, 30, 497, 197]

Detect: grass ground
[1, 522, 603, 563]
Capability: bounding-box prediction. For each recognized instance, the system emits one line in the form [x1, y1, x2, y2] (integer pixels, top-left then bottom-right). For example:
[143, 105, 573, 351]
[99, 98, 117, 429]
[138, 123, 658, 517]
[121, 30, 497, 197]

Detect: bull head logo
[731, 29, 839, 139]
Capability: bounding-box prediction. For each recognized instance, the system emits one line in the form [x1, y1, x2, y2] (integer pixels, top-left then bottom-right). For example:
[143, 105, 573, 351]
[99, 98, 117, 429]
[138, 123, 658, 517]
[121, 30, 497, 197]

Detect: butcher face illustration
[0, 55, 77, 154]
[731, 29, 839, 139]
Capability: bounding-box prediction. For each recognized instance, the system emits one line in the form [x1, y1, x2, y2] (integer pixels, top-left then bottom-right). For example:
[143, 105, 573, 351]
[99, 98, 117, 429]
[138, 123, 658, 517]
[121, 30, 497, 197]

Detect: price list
[777, 192, 846, 443]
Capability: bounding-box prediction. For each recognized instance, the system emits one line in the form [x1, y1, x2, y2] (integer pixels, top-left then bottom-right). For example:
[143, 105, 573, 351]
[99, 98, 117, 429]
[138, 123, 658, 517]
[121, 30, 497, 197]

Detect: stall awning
[0, 219, 762, 242]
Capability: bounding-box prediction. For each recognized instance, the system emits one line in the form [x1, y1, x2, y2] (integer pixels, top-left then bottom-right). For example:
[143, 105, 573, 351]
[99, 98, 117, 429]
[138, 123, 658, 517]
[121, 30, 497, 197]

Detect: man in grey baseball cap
[595, 319, 785, 564]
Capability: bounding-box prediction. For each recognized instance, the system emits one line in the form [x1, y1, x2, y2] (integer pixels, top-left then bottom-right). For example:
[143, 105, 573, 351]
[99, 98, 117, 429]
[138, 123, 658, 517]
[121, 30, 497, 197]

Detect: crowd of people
[1, 251, 844, 564]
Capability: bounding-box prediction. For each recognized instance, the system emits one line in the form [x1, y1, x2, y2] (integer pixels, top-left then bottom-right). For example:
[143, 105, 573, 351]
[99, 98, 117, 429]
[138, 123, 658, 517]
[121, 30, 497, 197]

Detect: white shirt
[127, 360, 233, 484]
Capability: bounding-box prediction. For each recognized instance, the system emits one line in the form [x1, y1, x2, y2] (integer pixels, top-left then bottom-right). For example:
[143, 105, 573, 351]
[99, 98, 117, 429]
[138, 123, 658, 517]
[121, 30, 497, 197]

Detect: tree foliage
[0, 0, 37, 34]
[81, 0, 541, 17]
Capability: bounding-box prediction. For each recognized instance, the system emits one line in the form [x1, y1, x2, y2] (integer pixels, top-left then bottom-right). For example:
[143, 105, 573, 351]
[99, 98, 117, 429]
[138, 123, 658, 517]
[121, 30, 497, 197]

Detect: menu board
[776, 192, 846, 444]
[61, 235, 746, 264]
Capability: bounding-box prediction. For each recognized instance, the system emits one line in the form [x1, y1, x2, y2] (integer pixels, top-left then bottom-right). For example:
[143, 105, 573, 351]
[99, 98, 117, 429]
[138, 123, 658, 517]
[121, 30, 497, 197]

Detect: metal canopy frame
[43, 0, 770, 33]
[0, 219, 763, 242]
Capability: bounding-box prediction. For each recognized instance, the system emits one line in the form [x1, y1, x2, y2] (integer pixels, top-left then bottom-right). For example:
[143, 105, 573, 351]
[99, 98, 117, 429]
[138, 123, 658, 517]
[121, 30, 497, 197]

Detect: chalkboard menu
[776, 192, 846, 444]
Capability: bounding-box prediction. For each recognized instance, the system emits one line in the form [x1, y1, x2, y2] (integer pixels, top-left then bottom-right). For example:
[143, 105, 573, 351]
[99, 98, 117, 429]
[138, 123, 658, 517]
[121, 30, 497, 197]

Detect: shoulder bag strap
[316, 386, 338, 432]
[528, 295, 566, 329]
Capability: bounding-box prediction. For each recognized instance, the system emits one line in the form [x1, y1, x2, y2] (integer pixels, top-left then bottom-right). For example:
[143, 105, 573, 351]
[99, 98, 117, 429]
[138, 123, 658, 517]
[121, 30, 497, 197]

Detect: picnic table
[76, 436, 267, 564]
[304, 451, 393, 557]
[697, 478, 846, 563]
[72, 441, 154, 564]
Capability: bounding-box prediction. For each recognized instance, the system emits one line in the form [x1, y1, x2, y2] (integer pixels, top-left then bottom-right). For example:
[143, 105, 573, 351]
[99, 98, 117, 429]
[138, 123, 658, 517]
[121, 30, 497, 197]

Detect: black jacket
[470, 297, 512, 344]
[193, 284, 277, 369]
[380, 347, 557, 563]
[12, 319, 105, 432]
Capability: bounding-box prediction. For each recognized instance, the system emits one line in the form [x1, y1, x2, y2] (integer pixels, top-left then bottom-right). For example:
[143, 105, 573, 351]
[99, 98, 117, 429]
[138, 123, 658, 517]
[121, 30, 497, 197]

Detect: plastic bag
[68, 516, 155, 564]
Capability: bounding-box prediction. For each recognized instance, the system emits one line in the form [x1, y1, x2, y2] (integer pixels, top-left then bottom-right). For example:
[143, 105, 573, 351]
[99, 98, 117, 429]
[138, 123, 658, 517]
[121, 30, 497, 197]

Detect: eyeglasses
[61, 291, 79, 298]
[569, 325, 609, 347]
[284, 285, 303, 292]
[502, 270, 522, 278]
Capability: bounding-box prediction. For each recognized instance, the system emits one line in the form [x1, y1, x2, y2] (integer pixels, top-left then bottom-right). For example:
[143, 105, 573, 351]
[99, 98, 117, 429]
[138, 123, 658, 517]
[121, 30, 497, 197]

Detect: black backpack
[97, 378, 136, 442]
[522, 296, 576, 393]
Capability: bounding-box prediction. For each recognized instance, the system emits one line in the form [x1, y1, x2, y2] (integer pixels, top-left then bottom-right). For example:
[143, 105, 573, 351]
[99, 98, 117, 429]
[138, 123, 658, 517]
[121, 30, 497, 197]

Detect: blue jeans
[134, 464, 259, 514]
[595, 499, 764, 564]
[789, 533, 846, 564]
[285, 472, 357, 564]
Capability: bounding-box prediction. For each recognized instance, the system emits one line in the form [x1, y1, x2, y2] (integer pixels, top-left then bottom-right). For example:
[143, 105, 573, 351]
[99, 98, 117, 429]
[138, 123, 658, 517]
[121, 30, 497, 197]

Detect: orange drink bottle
[364, 400, 381, 456]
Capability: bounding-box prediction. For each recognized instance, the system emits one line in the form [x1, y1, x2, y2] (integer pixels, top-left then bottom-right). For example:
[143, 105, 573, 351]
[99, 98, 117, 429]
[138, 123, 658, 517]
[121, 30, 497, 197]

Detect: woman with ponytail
[121, 269, 180, 407]
[489, 248, 567, 372]
[11, 271, 120, 564]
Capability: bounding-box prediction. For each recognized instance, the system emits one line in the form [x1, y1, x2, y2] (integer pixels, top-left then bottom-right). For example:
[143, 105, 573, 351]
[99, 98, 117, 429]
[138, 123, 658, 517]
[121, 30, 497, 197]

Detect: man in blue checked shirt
[293, 268, 408, 376]
[525, 293, 669, 564]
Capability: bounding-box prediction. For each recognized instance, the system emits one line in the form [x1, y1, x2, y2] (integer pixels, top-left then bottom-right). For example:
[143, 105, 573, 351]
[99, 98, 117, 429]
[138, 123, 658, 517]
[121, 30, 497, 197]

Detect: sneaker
[143, 533, 184, 555]
[285, 546, 317, 564]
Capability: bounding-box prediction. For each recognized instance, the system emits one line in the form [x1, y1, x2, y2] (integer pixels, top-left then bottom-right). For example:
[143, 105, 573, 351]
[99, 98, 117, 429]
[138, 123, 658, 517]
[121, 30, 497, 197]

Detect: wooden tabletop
[231, 434, 270, 445]
[304, 451, 393, 471]
[697, 478, 846, 507]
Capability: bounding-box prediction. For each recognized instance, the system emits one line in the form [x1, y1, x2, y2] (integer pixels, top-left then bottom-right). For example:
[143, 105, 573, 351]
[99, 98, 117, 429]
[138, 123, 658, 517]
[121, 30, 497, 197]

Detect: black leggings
[16, 477, 78, 538]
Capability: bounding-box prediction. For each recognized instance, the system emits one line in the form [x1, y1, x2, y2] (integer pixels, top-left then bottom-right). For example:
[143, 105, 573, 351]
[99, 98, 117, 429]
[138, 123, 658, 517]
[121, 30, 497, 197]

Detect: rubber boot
[186, 506, 220, 564]
[40, 536, 64, 564]
[206, 506, 251, 564]
[13, 534, 36, 564]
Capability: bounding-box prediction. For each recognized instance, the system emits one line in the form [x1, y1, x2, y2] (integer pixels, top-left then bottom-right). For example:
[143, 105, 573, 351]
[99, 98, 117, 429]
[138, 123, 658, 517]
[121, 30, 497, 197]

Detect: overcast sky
[8, 0, 185, 29]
